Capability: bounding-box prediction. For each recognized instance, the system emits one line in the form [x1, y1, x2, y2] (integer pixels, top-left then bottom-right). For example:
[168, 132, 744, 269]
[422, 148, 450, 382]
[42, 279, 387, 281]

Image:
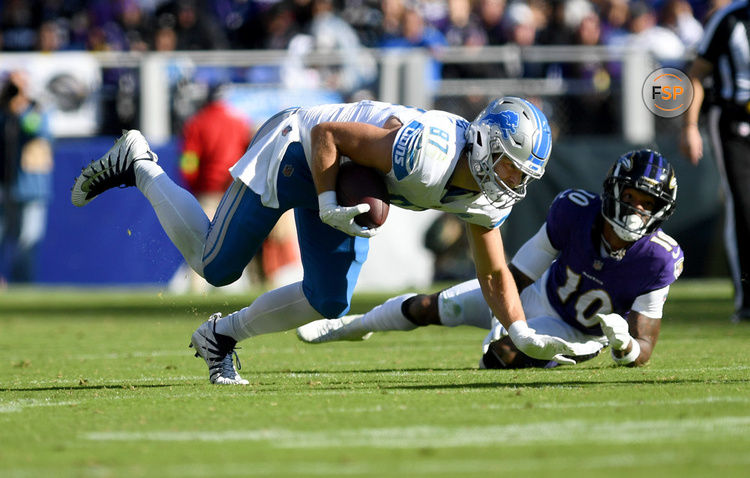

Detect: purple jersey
[544, 189, 684, 334]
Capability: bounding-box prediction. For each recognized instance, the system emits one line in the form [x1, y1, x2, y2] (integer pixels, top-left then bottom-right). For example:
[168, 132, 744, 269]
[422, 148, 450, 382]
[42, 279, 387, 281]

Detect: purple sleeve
[545, 190, 577, 251]
[655, 238, 685, 289]
[641, 230, 685, 292]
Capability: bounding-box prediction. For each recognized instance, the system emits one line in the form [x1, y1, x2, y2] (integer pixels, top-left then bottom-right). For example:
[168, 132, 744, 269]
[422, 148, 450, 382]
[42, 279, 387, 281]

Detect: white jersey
[230, 100, 422, 208]
[295, 102, 421, 162]
[387, 110, 512, 228]
[230, 101, 510, 228]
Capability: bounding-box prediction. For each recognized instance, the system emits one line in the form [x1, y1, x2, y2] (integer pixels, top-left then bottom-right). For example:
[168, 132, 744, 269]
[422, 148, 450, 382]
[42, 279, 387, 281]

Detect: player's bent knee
[403, 294, 440, 326]
[202, 263, 244, 287]
[310, 297, 351, 319]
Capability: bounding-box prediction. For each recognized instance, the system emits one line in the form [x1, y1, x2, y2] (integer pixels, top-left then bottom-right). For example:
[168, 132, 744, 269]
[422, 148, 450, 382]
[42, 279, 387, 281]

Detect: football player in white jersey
[71, 97, 592, 385]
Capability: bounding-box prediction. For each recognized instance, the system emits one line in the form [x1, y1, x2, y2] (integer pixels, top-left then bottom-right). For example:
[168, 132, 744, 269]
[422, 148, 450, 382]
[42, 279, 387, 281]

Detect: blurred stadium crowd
[1, 0, 727, 135]
[0, 0, 722, 57]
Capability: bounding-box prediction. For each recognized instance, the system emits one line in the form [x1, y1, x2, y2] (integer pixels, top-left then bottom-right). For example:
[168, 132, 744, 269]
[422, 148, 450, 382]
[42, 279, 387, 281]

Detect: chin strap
[600, 234, 627, 260]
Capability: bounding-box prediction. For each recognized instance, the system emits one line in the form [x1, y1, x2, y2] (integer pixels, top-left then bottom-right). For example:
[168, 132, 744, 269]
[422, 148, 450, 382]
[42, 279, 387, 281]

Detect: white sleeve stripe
[631, 285, 671, 319]
[510, 223, 559, 282]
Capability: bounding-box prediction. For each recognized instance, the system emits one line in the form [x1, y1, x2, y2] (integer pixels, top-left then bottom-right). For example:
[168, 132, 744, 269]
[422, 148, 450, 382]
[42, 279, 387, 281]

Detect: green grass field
[2, 279, 749, 477]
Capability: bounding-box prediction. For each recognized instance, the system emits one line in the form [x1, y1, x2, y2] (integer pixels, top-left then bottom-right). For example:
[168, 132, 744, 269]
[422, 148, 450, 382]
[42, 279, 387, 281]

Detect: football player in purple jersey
[297, 149, 683, 368]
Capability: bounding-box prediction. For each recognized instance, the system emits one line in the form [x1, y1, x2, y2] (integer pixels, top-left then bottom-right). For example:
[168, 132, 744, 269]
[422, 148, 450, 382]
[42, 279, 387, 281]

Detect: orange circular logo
[642, 68, 693, 118]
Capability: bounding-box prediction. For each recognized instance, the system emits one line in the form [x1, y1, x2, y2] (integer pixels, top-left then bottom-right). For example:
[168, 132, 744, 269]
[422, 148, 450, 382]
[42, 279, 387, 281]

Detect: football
[336, 161, 390, 228]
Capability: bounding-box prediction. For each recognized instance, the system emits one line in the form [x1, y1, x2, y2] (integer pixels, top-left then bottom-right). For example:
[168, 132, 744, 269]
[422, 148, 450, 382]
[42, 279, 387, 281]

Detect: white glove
[596, 312, 632, 351]
[507, 321, 601, 365]
[318, 191, 380, 238]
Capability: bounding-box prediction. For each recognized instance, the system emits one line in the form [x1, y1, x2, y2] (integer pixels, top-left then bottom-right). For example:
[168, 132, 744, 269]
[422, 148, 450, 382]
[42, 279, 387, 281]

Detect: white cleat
[189, 313, 249, 385]
[296, 315, 374, 344]
[71, 129, 158, 207]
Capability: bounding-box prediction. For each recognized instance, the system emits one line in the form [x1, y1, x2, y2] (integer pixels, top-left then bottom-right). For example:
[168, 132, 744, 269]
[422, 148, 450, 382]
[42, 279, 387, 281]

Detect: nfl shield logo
[593, 260, 604, 271]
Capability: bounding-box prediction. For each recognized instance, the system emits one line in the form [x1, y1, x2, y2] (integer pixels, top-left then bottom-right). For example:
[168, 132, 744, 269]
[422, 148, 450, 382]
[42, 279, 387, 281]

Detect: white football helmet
[466, 97, 552, 207]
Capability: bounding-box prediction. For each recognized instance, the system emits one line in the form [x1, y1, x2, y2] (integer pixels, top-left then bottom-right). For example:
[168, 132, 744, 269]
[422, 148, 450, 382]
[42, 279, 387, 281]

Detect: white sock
[134, 160, 210, 275]
[358, 293, 418, 332]
[214, 281, 323, 341]
[437, 281, 494, 329]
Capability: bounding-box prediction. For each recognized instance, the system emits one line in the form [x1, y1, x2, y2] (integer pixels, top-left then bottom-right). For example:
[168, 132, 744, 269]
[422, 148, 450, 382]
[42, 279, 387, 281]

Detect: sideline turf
[1, 279, 748, 477]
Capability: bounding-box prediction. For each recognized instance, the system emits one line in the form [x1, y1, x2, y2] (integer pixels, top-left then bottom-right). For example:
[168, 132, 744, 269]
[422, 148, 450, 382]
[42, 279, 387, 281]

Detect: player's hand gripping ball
[336, 161, 390, 228]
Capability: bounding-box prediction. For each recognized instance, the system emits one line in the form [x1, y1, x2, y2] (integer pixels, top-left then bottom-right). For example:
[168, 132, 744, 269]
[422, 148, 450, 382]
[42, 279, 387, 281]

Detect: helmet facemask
[601, 150, 677, 242]
[603, 183, 668, 241]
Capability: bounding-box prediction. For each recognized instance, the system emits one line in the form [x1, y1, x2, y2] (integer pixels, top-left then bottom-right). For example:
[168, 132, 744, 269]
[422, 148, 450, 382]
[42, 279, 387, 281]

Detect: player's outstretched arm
[625, 311, 660, 366]
[467, 224, 594, 364]
[466, 224, 523, 329]
[597, 311, 660, 367]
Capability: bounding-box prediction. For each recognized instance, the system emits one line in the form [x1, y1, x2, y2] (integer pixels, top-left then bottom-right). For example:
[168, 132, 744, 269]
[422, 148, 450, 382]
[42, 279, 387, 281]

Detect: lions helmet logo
[484, 111, 519, 139]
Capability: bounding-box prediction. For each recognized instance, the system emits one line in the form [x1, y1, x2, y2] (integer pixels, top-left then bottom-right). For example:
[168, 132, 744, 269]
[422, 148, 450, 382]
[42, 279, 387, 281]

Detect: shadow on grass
[7, 374, 747, 395]
[0, 383, 184, 392]
[256, 367, 477, 374]
[384, 376, 750, 390]
[234, 367, 750, 393]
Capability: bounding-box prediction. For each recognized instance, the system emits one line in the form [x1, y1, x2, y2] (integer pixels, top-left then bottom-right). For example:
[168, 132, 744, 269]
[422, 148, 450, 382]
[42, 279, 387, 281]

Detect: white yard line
[0, 399, 79, 413]
[82, 415, 750, 448]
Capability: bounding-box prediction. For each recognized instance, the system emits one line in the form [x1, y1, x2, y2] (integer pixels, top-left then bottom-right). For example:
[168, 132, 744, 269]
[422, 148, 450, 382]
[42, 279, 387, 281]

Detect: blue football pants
[202, 142, 369, 318]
